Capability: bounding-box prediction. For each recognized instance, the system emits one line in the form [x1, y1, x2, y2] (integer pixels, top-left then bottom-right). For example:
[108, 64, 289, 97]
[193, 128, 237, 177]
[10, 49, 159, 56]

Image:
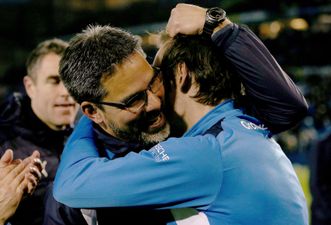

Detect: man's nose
[58, 81, 70, 96]
[144, 90, 162, 112]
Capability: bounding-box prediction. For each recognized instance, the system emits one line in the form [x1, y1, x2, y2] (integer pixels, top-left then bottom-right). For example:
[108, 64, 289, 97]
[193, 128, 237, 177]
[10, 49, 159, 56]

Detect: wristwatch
[202, 7, 227, 36]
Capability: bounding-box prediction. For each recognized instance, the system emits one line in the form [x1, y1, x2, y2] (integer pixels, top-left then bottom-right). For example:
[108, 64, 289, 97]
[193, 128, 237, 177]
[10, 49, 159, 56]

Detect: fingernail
[41, 169, 48, 178]
[33, 158, 42, 164]
[30, 166, 37, 173]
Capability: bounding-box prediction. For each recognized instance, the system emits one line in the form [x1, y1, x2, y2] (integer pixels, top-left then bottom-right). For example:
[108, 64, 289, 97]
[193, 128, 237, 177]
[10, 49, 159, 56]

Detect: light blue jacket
[54, 100, 308, 225]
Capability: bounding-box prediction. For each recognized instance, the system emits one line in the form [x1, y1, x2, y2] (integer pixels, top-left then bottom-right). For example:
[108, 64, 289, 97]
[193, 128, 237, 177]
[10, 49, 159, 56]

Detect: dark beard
[163, 96, 187, 138]
[110, 109, 170, 148]
[162, 78, 187, 138]
[169, 114, 187, 137]
[167, 110, 187, 138]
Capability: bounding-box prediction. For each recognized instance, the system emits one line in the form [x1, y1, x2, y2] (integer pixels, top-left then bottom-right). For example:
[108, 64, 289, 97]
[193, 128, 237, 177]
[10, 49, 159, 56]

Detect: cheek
[105, 110, 138, 128]
[121, 113, 141, 126]
[155, 85, 166, 106]
[37, 91, 54, 104]
[31, 87, 49, 102]
[121, 111, 152, 132]
[35, 84, 51, 95]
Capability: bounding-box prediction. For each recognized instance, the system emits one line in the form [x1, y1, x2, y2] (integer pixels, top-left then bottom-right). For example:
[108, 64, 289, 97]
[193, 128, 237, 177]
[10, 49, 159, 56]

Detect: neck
[179, 97, 216, 131]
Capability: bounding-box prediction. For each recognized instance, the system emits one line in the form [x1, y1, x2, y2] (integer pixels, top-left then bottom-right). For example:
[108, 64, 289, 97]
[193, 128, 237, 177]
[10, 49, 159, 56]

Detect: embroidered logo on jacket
[240, 120, 267, 130]
[151, 144, 170, 162]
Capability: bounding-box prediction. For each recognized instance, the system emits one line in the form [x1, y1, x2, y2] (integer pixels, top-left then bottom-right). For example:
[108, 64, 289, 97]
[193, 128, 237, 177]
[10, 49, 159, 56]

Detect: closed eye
[123, 91, 146, 107]
[47, 76, 61, 85]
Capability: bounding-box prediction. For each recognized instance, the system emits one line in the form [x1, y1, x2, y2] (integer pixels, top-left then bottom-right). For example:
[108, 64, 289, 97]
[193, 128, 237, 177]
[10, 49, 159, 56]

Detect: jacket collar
[92, 122, 142, 159]
[184, 99, 241, 137]
[0, 93, 72, 149]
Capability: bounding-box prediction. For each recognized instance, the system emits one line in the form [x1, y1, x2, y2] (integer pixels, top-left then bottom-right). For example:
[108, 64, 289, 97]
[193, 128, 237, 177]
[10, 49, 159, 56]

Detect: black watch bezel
[203, 7, 226, 37]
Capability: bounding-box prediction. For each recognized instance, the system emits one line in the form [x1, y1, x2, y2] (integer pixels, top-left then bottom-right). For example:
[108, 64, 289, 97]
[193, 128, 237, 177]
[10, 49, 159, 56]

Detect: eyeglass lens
[126, 67, 163, 112]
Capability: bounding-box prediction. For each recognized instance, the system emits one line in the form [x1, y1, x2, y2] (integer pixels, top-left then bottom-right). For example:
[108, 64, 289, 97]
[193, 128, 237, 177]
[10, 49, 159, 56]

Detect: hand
[0, 149, 44, 224]
[166, 3, 206, 37]
[166, 3, 232, 38]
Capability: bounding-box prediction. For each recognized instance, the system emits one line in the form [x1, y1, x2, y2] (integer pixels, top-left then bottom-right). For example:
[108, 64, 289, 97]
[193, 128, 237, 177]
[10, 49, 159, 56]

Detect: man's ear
[176, 62, 192, 94]
[23, 75, 35, 99]
[81, 101, 103, 124]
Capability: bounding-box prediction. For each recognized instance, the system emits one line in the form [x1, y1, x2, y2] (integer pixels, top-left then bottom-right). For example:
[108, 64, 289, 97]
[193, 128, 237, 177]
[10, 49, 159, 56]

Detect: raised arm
[166, 3, 308, 134]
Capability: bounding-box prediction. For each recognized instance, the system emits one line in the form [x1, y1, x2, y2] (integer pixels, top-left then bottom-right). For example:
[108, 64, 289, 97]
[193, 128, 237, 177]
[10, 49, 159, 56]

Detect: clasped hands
[0, 149, 47, 224]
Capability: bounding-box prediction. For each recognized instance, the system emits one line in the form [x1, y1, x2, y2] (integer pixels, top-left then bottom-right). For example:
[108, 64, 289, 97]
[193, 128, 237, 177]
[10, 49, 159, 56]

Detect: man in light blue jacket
[53, 4, 308, 225]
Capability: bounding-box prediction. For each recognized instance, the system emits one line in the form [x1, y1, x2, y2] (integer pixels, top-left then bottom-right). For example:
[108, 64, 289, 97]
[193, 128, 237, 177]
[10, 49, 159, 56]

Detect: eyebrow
[45, 74, 60, 80]
[46, 74, 60, 79]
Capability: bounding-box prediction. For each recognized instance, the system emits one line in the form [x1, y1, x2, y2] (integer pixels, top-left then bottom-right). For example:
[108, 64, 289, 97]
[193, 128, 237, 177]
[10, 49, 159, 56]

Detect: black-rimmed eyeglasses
[93, 66, 163, 114]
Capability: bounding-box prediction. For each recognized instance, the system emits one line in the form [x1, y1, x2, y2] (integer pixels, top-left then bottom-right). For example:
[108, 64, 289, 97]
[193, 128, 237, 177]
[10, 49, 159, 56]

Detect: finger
[17, 178, 29, 195]
[166, 11, 177, 37]
[27, 151, 42, 171]
[27, 181, 36, 195]
[29, 166, 42, 180]
[7, 159, 30, 186]
[41, 160, 48, 178]
[176, 3, 187, 8]
[27, 174, 39, 187]
[11, 161, 41, 195]
[1, 149, 14, 163]
[26, 174, 38, 194]
[31, 158, 43, 172]
[166, 9, 174, 35]
[12, 159, 23, 164]
[0, 162, 17, 173]
[31, 150, 40, 158]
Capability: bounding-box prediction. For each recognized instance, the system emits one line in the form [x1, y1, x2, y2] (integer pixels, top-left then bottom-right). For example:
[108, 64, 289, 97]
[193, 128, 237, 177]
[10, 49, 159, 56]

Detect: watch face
[203, 7, 226, 36]
[207, 7, 226, 23]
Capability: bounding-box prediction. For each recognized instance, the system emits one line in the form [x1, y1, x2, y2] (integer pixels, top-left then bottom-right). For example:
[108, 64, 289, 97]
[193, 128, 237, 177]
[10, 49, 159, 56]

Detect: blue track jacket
[54, 100, 308, 225]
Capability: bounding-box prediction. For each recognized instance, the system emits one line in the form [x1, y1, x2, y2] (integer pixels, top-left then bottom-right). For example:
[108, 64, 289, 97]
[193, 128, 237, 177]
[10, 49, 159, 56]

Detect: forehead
[33, 53, 61, 80]
[102, 51, 153, 100]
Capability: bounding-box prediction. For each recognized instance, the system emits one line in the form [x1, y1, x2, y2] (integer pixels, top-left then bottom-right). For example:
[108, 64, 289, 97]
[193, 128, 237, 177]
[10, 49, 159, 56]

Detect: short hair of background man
[25, 38, 68, 81]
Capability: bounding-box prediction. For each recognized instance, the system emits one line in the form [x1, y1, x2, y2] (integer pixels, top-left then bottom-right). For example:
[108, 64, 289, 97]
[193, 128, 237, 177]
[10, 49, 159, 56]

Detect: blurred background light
[289, 18, 309, 31]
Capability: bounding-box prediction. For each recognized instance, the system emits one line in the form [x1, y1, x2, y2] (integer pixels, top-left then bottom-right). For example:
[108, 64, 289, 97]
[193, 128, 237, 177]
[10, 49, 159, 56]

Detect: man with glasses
[50, 4, 308, 225]
[92, 66, 162, 114]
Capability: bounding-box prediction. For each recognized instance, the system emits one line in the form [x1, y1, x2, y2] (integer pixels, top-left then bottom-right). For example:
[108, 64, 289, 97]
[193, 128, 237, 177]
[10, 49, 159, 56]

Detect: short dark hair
[59, 25, 141, 104]
[26, 38, 68, 80]
[161, 34, 242, 106]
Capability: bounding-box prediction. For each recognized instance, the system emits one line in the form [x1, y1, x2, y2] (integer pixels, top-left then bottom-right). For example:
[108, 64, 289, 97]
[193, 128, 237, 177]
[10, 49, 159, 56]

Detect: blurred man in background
[0, 38, 78, 225]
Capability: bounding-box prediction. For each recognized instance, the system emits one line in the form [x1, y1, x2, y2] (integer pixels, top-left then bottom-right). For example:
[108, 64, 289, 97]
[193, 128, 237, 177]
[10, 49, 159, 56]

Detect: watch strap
[203, 21, 216, 36]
